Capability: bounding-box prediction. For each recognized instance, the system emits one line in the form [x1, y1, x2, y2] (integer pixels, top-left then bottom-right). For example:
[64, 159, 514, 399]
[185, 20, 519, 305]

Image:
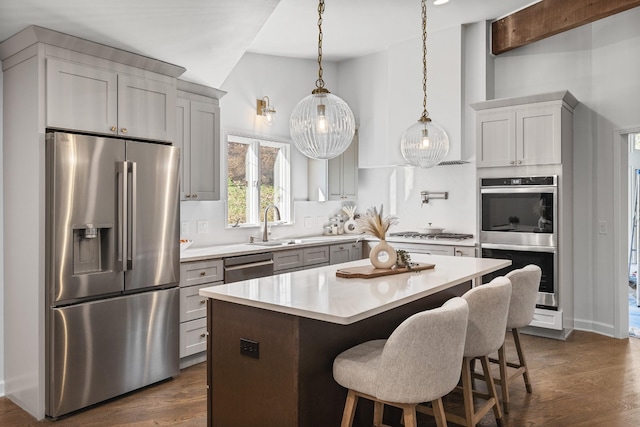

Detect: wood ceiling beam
[492, 0, 640, 55]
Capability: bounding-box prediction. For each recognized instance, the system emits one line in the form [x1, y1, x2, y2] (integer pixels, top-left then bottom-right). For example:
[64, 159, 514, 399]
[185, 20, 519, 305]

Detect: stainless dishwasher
[223, 252, 274, 283]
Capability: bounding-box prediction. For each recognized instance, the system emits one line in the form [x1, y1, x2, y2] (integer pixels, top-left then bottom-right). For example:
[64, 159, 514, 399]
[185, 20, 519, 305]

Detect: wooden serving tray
[336, 262, 435, 279]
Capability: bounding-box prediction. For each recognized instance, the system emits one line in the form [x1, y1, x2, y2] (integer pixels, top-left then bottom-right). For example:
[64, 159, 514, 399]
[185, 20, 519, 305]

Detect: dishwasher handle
[223, 253, 275, 283]
[224, 260, 274, 272]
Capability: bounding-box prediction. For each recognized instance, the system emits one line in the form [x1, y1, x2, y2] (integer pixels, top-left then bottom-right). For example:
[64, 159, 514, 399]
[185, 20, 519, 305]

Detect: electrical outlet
[197, 220, 209, 234]
[598, 220, 608, 234]
[240, 338, 259, 359]
[181, 222, 190, 234]
[304, 216, 313, 228]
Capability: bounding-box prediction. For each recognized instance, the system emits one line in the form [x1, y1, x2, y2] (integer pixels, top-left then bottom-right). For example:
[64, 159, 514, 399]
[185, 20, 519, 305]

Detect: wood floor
[2, 331, 640, 426]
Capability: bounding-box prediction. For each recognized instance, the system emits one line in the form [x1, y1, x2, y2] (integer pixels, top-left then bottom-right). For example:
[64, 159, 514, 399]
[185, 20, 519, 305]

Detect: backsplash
[180, 200, 350, 247]
[356, 163, 477, 235]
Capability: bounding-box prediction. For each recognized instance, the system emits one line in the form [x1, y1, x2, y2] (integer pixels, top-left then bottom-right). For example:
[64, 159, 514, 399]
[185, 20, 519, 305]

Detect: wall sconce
[257, 96, 276, 126]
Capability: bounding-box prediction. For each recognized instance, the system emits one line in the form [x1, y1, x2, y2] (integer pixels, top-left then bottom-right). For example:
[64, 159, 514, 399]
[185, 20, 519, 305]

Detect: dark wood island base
[206, 282, 471, 427]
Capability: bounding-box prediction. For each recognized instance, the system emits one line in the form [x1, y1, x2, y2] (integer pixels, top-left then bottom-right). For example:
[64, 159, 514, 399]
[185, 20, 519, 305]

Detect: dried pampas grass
[355, 205, 397, 240]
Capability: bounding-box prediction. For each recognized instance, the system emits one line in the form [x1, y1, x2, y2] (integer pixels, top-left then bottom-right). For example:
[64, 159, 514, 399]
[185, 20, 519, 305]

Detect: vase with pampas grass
[355, 205, 398, 269]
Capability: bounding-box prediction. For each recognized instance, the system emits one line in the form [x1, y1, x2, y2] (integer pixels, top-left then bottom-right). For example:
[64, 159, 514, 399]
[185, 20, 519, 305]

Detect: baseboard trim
[573, 319, 616, 338]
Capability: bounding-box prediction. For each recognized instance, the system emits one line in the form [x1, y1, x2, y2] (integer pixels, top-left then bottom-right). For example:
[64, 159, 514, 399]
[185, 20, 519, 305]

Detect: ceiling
[0, 0, 537, 88]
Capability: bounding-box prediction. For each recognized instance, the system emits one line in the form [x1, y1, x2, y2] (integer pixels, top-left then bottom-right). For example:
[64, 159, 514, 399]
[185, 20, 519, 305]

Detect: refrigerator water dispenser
[73, 224, 112, 275]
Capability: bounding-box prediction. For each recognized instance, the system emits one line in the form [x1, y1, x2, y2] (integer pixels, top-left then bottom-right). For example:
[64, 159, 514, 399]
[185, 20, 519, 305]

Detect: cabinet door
[180, 282, 219, 322]
[175, 98, 191, 200]
[328, 133, 358, 200]
[454, 246, 476, 257]
[303, 246, 330, 266]
[180, 259, 224, 287]
[179, 318, 207, 358]
[189, 100, 220, 201]
[349, 242, 362, 261]
[329, 244, 351, 265]
[516, 105, 562, 166]
[117, 74, 175, 142]
[46, 58, 118, 135]
[476, 110, 516, 168]
[273, 249, 304, 271]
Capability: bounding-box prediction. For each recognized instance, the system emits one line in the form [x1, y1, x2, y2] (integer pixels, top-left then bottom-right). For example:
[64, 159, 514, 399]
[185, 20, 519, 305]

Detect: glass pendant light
[400, 0, 449, 168]
[290, 0, 355, 160]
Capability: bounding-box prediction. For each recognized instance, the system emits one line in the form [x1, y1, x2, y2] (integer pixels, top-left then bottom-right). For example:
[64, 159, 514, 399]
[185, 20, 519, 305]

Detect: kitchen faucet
[263, 204, 281, 242]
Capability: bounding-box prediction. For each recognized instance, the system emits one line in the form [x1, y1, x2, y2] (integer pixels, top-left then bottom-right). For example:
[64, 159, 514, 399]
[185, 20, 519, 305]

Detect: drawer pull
[110, 126, 117, 132]
[200, 332, 208, 338]
[200, 299, 207, 305]
[200, 271, 206, 276]
[121, 128, 128, 134]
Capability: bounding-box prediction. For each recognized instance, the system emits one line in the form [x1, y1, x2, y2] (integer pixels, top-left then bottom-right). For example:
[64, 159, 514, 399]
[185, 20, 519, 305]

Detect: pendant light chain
[315, 0, 325, 90]
[421, 0, 430, 121]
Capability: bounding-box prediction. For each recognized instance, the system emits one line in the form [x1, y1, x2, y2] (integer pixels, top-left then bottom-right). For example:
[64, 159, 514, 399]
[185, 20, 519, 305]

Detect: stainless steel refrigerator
[45, 132, 180, 418]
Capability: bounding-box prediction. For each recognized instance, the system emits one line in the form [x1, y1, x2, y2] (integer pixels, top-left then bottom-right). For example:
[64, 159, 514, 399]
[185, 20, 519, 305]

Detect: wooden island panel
[208, 282, 471, 427]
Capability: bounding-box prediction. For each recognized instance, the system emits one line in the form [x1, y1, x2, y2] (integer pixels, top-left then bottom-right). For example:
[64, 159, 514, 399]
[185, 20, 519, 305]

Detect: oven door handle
[480, 186, 557, 194]
[480, 243, 557, 253]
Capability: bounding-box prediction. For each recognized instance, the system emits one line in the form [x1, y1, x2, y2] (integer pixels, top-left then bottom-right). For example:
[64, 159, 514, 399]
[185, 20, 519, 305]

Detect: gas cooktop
[388, 231, 474, 241]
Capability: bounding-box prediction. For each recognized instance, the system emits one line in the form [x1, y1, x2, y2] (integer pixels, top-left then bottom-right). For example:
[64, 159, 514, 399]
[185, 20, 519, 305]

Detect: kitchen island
[199, 254, 510, 427]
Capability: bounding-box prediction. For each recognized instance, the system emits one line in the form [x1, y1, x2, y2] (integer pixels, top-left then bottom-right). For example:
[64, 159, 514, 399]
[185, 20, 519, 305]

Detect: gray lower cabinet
[454, 246, 476, 257]
[274, 246, 331, 272]
[273, 249, 304, 272]
[179, 259, 223, 367]
[330, 242, 363, 265]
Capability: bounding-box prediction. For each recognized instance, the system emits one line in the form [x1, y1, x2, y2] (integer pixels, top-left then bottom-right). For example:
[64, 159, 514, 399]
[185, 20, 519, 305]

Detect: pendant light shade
[401, 118, 449, 168]
[289, 0, 355, 160]
[401, 0, 449, 168]
[290, 89, 355, 160]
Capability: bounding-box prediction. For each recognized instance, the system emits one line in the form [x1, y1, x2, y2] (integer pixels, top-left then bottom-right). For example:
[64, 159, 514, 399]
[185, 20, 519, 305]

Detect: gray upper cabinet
[176, 80, 226, 201]
[472, 91, 578, 168]
[328, 131, 359, 201]
[46, 57, 176, 142]
[309, 131, 359, 202]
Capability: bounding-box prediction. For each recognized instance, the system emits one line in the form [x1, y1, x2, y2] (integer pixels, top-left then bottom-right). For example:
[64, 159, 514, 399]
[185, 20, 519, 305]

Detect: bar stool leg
[340, 389, 358, 427]
[498, 344, 510, 413]
[513, 328, 532, 393]
[480, 355, 504, 425]
[373, 401, 384, 426]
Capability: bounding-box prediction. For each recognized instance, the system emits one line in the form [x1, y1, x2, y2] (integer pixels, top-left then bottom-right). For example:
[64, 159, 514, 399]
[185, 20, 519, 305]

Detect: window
[226, 133, 291, 227]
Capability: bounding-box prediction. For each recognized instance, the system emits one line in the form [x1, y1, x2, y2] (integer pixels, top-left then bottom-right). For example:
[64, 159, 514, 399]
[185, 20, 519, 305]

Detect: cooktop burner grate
[388, 231, 474, 240]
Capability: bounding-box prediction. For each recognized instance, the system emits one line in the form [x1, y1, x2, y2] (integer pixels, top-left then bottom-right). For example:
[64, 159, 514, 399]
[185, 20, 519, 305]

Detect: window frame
[224, 131, 292, 229]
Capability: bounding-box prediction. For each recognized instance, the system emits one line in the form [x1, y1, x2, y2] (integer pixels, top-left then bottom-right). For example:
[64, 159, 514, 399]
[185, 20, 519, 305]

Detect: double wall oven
[480, 176, 558, 309]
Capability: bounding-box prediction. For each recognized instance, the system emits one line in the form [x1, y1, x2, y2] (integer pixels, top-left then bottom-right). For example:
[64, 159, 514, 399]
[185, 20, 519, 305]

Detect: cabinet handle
[185, 194, 191, 198]
[121, 128, 128, 134]
[339, 246, 344, 249]
[510, 160, 515, 165]
[518, 160, 522, 164]
[192, 194, 198, 199]
[110, 126, 117, 132]
[455, 250, 462, 255]
[200, 271, 206, 276]
[200, 333, 208, 338]
[200, 299, 207, 305]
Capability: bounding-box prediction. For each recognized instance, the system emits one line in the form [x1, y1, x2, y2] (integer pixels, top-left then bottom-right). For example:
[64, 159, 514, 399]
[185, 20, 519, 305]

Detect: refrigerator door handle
[128, 161, 137, 271]
[118, 161, 128, 272]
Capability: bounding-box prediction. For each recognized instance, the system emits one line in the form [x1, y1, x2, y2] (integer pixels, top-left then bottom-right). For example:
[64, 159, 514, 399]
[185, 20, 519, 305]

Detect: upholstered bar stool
[493, 264, 542, 413]
[420, 277, 512, 427]
[332, 297, 469, 427]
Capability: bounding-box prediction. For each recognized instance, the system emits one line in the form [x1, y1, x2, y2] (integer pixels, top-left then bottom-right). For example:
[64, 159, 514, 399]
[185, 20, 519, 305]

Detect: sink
[249, 240, 286, 247]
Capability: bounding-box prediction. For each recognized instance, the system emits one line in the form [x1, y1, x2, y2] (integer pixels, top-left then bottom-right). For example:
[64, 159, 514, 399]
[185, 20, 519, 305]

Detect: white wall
[179, 53, 348, 247]
[493, 7, 640, 336]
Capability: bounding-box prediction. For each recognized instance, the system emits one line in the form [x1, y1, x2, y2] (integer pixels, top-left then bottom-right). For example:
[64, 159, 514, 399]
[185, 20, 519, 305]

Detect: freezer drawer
[47, 288, 179, 418]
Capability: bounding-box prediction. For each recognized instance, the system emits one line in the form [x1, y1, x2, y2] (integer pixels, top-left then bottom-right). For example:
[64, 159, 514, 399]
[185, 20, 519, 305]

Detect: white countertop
[180, 234, 361, 262]
[199, 254, 510, 325]
[181, 234, 477, 262]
